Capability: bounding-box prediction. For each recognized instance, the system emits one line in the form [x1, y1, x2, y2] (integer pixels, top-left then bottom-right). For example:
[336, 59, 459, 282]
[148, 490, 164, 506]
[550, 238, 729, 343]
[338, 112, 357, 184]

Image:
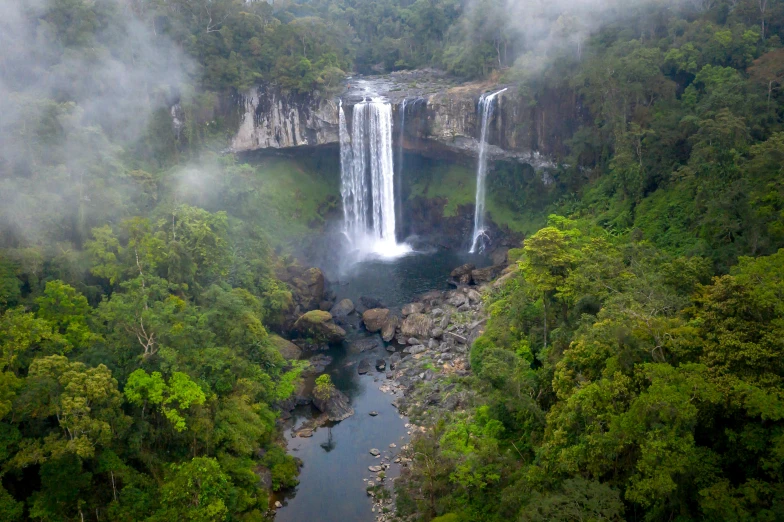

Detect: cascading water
[396, 99, 408, 241]
[339, 96, 410, 259]
[469, 88, 507, 254]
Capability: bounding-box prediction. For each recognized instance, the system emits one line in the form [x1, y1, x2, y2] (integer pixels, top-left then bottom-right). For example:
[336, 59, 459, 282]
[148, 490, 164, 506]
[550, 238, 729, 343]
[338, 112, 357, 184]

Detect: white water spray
[339, 97, 410, 259]
[470, 88, 507, 254]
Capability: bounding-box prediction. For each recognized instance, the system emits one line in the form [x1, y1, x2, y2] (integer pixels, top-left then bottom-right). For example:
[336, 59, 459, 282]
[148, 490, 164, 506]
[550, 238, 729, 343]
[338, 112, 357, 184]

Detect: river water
[274, 249, 488, 522]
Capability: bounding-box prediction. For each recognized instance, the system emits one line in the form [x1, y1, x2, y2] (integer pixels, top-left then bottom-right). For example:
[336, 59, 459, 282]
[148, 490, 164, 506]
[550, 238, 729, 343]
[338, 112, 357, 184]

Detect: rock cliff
[223, 71, 586, 167]
[230, 86, 340, 151]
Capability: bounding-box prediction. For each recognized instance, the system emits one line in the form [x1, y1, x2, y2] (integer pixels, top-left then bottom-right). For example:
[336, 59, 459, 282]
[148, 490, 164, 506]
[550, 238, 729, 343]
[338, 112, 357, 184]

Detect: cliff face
[230, 86, 340, 152]
[224, 72, 586, 166]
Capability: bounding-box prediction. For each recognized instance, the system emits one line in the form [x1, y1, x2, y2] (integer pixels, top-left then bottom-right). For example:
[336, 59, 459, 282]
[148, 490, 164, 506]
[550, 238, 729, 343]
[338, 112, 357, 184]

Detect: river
[273, 249, 488, 522]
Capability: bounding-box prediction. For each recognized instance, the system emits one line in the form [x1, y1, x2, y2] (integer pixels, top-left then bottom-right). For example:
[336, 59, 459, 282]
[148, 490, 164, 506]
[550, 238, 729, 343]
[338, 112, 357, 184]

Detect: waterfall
[339, 97, 410, 259]
[396, 99, 408, 241]
[469, 88, 507, 254]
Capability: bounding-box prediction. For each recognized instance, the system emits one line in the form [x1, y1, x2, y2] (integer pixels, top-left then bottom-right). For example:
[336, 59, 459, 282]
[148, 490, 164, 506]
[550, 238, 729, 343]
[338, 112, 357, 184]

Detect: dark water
[274, 250, 488, 522]
[333, 249, 490, 309]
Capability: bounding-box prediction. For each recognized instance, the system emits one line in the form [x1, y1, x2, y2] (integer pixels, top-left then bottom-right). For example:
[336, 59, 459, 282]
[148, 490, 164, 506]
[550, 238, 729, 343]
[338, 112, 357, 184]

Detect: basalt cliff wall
[223, 73, 588, 167]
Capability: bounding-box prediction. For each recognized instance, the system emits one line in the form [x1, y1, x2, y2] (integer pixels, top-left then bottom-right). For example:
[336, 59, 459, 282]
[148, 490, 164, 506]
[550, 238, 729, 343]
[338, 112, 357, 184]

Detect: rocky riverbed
[270, 248, 515, 521]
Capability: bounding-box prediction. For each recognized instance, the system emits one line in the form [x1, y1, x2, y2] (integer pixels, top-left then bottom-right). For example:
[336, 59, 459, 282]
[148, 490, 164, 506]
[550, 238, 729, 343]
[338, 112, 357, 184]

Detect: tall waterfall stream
[339, 94, 409, 259]
[469, 88, 507, 254]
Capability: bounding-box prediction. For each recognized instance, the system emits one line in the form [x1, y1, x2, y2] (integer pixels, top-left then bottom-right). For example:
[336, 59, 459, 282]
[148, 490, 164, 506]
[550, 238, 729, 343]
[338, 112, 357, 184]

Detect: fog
[0, 0, 191, 246]
[463, 0, 699, 73]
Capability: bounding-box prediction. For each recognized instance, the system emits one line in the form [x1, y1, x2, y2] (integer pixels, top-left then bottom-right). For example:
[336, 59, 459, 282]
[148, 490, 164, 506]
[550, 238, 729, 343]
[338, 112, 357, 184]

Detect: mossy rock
[294, 311, 346, 344]
[269, 334, 302, 361]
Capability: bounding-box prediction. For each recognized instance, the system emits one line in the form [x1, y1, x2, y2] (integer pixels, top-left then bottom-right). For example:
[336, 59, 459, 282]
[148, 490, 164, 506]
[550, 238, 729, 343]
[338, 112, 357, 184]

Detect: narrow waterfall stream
[396, 99, 408, 242]
[340, 95, 409, 259]
[469, 88, 507, 253]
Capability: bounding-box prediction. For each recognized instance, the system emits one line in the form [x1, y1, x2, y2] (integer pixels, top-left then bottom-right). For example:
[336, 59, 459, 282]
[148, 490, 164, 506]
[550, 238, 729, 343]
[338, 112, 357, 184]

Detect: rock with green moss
[269, 334, 302, 361]
[294, 310, 346, 344]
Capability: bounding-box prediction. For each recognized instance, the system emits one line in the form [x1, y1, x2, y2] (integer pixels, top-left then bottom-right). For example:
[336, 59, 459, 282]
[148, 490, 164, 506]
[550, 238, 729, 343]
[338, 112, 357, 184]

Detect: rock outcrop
[294, 310, 346, 344]
[230, 86, 339, 152]
[269, 334, 302, 361]
[312, 388, 354, 422]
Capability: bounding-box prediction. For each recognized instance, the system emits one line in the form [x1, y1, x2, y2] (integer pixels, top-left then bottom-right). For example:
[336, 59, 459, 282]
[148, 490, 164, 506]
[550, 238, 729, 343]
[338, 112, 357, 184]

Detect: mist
[462, 0, 699, 74]
[0, 0, 191, 247]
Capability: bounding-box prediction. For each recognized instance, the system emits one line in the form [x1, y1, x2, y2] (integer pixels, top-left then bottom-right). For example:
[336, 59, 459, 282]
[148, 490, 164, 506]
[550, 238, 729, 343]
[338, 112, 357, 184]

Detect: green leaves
[125, 369, 206, 432]
[159, 457, 232, 522]
[13, 355, 127, 465]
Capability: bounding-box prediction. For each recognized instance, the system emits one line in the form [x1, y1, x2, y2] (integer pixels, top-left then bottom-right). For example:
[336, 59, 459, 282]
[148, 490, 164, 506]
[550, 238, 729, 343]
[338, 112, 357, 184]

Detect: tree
[35, 280, 101, 351]
[748, 49, 784, 108]
[13, 356, 128, 465]
[125, 369, 206, 432]
[157, 457, 232, 522]
[520, 217, 581, 348]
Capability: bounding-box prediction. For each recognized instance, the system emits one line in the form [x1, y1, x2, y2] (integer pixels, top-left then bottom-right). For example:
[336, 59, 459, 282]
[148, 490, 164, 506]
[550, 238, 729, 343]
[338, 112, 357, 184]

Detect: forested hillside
[1, 0, 783, 521]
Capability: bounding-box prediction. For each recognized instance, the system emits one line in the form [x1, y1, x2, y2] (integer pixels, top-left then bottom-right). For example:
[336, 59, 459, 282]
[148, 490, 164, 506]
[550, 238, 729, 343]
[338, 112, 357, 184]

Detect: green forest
[1, 0, 784, 521]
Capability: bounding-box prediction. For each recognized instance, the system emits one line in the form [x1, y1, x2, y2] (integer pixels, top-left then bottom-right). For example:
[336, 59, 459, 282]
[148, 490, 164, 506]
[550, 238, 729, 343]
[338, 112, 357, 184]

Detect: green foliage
[158, 457, 232, 522]
[314, 374, 335, 401]
[125, 369, 206, 432]
[262, 445, 300, 491]
[398, 220, 784, 522]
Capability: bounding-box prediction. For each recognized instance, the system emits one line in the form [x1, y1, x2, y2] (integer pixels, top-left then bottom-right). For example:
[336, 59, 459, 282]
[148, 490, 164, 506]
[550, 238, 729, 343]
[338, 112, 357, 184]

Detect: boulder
[404, 345, 427, 355]
[362, 308, 391, 333]
[471, 265, 503, 284]
[402, 302, 425, 316]
[375, 359, 387, 371]
[319, 300, 333, 311]
[312, 388, 354, 422]
[269, 334, 302, 361]
[466, 288, 482, 304]
[358, 359, 371, 375]
[381, 315, 399, 342]
[450, 263, 476, 279]
[401, 313, 433, 339]
[389, 353, 402, 369]
[491, 247, 510, 266]
[294, 311, 346, 344]
[447, 292, 468, 307]
[330, 298, 355, 317]
[419, 290, 444, 306]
